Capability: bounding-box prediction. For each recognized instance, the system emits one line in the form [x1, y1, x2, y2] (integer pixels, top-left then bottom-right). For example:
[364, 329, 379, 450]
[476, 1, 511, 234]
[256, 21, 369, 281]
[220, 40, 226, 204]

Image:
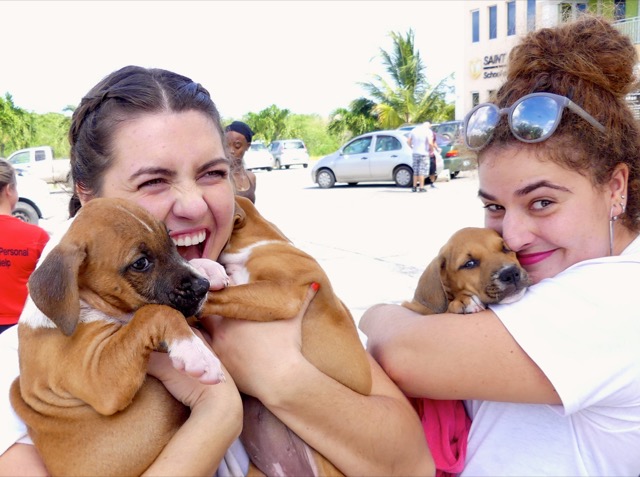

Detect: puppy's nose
[191, 275, 210, 299]
[499, 266, 521, 285]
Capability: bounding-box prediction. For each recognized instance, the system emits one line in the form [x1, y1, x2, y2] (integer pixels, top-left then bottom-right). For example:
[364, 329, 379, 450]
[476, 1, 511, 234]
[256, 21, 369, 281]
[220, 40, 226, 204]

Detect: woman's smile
[516, 249, 556, 267]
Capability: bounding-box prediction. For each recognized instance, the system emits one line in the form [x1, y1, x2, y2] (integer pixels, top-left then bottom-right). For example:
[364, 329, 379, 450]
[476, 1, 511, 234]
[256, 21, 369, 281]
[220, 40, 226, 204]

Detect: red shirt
[0, 215, 49, 325]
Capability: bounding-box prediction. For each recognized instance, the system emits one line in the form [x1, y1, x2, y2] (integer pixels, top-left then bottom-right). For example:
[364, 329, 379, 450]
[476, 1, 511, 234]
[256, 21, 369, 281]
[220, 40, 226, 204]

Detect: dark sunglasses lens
[511, 96, 560, 141]
[466, 106, 499, 149]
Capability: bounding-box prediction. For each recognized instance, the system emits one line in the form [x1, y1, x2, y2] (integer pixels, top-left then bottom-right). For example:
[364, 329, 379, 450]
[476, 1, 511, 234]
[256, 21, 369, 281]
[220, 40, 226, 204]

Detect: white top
[408, 123, 432, 156]
[462, 235, 640, 476]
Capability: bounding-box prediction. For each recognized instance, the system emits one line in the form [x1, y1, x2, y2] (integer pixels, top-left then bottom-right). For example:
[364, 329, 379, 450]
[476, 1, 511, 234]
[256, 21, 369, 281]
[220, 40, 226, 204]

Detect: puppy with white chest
[10, 197, 225, 477]
[200, 196, 371, 477]
[403, 227, 529, 315]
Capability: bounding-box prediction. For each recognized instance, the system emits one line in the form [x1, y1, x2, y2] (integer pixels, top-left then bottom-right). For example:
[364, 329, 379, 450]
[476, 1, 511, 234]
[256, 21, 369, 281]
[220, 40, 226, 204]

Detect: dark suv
[431, 120, 477, 178]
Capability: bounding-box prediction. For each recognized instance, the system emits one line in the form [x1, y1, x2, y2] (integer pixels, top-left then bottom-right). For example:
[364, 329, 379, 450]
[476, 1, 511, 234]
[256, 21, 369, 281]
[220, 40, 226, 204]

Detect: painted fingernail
[311, 282, 320, 291]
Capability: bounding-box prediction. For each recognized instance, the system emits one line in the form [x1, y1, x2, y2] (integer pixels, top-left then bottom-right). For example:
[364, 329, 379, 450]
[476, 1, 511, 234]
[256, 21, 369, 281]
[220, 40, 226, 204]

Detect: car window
[344, 137, 372, 155]
[9, 151, 30, 165]
[269, 143, 280, 152]
[432, 122, 462, 140]
[284, 141, 304, 150]
[251, 143, 267, 151]
[374, 135, 402, 152]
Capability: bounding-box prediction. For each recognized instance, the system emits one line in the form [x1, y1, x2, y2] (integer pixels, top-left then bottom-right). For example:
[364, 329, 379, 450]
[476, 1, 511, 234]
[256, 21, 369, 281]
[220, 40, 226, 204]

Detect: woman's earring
[609, 200, 625, 256]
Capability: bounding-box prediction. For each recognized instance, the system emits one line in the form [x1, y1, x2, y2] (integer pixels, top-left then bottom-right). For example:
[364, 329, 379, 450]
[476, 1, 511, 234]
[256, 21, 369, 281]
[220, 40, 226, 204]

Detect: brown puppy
[10, 197, 224, 477]
[403, 227, 529, 315]
[200, 196, 371, 477]
[401, 227, 529, 476]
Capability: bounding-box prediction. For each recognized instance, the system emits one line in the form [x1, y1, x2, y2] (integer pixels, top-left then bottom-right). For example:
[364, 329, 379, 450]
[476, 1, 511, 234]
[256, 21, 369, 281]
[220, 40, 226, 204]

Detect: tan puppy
[201, 196, 371, 477]
[403, 227, 529, 315]
[10, 198, 225, 477]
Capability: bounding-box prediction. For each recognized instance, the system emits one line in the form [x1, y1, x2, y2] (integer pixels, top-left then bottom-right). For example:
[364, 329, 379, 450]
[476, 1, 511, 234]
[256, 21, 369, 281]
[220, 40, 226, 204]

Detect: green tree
[31, 113, 72, 157]
[0, 93, 32, 157]
[361, 29, 454, 129]
[244, 105, 292, 145]
[327, 97, 378, 141]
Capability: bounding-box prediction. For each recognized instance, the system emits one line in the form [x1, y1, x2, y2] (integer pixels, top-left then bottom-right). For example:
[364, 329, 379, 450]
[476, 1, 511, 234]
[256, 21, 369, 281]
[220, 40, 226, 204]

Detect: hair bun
[507, 16, 638, 98]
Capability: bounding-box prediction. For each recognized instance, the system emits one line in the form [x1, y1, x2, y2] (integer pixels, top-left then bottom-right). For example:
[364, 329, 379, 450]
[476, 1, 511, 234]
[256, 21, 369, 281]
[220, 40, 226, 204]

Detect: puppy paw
[189, 258, 230, 290]
[448, 295, 486, 314]
[169, 336, 226, 384]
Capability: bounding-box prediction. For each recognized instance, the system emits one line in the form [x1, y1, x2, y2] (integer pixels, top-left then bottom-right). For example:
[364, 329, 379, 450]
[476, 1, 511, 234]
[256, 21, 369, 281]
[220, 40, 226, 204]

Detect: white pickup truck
[14, 173, 54, 225]
[7, 146, 71, 185]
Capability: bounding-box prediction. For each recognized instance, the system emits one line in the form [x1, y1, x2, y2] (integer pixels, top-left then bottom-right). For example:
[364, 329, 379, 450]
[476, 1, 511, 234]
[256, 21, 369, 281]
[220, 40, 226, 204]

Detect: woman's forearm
[261, 354, 435, 477]
[143, 390, 242, 477]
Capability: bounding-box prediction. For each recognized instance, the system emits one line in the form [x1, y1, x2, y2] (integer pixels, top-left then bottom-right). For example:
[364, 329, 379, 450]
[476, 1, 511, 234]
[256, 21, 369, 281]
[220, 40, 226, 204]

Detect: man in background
[407, 121, 432, 192]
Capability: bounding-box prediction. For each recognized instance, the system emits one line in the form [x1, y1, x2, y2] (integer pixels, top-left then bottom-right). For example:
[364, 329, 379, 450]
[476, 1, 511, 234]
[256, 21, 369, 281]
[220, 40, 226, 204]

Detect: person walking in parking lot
[426, 124, 441, 189]
[225, 120, 258, 203]
[407, 121, 431, 192]
[0, 159, 49, 334]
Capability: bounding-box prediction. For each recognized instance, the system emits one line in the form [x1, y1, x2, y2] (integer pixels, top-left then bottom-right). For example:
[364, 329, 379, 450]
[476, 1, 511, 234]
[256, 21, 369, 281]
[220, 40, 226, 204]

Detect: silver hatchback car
[311, 130, 414, 188]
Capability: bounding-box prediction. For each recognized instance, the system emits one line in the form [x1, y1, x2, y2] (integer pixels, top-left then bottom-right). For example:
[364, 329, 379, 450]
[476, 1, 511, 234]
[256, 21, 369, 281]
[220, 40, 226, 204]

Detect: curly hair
[68, 65, 225, 217]
[479, 15, 640, 232]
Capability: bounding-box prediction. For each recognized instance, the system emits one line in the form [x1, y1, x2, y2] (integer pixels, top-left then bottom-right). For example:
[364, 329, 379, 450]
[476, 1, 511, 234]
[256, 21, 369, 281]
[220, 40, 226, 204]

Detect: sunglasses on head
[463, 92, 605, 151]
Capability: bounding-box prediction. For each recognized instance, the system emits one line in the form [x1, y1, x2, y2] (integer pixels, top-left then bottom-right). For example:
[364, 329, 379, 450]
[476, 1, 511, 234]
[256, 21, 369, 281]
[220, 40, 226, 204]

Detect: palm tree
[327, 97, 378, 140]
[361, 29, 454, 129]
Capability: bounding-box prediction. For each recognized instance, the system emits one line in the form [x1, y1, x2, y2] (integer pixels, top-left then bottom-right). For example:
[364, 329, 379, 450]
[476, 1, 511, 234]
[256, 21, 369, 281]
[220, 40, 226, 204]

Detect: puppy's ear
[411, 256, 449, 314]
[233, 199, 247, 230]
[28, 242, 87, 336]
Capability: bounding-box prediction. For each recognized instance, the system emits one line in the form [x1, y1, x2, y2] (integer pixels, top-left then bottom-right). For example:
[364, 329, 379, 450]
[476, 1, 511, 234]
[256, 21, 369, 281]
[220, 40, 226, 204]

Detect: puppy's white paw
[169, 337, 226, 384]
[189, 258, 230, 290]
[463, 296, 486, 314]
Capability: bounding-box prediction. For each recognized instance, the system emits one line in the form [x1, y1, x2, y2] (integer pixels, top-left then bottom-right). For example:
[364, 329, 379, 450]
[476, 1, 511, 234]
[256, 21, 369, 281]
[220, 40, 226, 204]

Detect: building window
[472, 10, 480, 43]
[527, 0, 536, 32]
[507, 1, 516, 36]
[472, 92, 480, 107]
[489, 5, 497, 39]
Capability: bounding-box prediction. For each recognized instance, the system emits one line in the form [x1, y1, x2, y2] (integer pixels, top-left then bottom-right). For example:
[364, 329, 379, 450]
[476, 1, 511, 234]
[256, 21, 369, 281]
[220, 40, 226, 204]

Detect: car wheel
[13, 201, 39, 224]
[285, 165, 290, 170]
[451, 171, 460, 178]
[316, 169, 336, 189]
[303, 164, 308, 168]
[347, 182, 358, 186]
[394, 166, 413, 187]
[266, 167, 273, 172]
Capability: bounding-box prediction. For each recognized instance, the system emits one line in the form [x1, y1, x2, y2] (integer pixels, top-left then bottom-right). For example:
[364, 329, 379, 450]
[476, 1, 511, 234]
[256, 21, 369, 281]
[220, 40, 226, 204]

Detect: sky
[0, 1, 465, 120]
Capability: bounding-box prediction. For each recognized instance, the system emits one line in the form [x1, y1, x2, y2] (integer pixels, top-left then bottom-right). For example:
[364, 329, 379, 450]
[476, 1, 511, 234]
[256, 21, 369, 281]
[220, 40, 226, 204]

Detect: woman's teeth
[172, 231, 206, 247]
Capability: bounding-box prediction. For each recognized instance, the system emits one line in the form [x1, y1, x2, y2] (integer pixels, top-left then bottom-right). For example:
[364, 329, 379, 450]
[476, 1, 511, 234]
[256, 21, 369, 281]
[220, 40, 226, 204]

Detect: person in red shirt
[0, 159, 49, 333]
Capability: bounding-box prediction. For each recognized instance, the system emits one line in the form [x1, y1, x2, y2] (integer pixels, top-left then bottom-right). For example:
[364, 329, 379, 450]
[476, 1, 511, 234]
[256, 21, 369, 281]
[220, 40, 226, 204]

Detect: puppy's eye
[502, 245, 512, 253]
[130, 257, 152, 272]
[460, 259, 479, 270]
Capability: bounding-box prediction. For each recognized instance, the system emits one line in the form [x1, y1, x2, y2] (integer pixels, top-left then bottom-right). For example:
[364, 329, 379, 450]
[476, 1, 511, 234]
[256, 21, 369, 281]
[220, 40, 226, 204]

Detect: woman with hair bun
[362, 15, 640, 476]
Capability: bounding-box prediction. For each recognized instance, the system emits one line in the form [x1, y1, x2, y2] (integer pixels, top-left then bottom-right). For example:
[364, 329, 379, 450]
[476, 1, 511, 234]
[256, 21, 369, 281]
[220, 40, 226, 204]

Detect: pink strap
[416, 398, 471, 477]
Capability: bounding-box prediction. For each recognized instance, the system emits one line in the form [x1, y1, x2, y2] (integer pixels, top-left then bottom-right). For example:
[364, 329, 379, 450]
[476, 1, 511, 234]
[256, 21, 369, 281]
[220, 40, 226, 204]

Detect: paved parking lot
[42, 166, 484, 326]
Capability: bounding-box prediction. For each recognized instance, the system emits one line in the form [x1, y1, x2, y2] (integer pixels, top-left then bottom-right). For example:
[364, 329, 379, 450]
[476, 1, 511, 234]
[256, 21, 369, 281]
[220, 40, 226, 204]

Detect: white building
[459, 0, 640, 118]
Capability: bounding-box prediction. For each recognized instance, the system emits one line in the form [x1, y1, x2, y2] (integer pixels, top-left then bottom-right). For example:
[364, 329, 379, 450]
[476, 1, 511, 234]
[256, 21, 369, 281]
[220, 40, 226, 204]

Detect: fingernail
[311, 282, 320, 291]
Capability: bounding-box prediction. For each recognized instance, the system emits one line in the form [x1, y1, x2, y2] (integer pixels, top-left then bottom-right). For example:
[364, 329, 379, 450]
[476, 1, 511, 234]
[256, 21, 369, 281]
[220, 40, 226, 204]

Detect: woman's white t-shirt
[462, 236, 640, 476]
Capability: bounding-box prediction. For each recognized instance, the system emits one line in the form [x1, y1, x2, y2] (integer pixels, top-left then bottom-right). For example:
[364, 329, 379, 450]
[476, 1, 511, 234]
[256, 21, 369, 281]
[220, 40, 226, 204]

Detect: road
[42, 166, 484, 326]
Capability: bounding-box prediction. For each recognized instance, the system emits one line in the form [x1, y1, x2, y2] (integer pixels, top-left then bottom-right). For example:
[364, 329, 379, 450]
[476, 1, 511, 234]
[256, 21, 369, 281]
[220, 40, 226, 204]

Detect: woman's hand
[147, 329, 240, 410]
[200, 283, 317, 398]
[143, 330, 243, 477]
